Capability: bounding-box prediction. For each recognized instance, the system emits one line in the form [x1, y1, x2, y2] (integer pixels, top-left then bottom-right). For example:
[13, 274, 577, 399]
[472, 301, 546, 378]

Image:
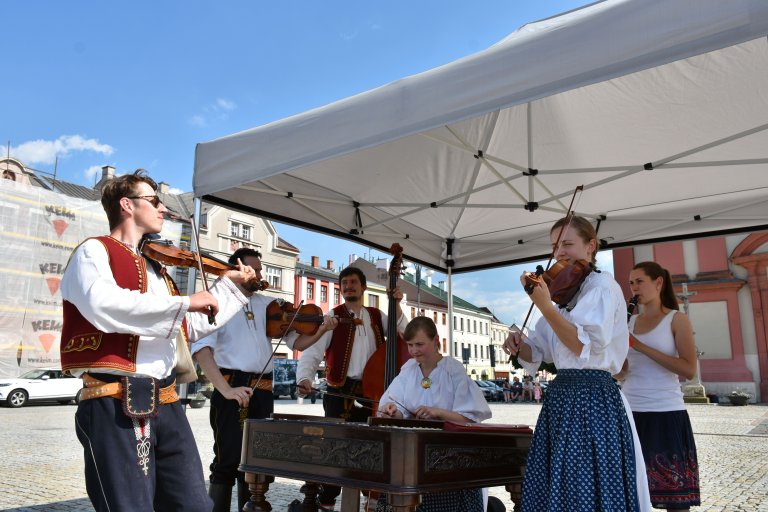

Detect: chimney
[326, 259, 333, 270]
[157, 181, 170, 194]
[349, 254, 357, 264]
[94, 165, 116, 191]
[311, 256, 319, 268]
[438, 281, 446, 291]
[426, 274, 433, 288]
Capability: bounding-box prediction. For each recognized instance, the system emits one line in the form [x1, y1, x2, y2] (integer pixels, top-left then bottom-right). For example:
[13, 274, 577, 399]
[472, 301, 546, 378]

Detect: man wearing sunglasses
[60, 169, 259, 512]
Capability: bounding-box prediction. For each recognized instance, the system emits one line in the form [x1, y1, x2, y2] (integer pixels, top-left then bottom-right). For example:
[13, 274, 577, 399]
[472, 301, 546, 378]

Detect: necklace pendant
[420, 377, 432, 389]
[244, 310, 254, 320]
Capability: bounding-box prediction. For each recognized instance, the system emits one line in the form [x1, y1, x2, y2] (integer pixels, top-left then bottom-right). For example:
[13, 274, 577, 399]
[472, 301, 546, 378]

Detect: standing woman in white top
[618, 261, 700, 510]
[504, 215, 651, 512]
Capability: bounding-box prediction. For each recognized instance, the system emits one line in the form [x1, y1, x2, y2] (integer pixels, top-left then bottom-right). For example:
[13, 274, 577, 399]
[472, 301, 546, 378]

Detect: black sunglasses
[128, 195, 163, 208]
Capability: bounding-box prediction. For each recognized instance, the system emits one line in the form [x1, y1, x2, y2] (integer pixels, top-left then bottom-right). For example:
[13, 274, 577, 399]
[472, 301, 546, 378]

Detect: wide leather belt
[222, 373, 272, 391]
[81, 374, 179, 404]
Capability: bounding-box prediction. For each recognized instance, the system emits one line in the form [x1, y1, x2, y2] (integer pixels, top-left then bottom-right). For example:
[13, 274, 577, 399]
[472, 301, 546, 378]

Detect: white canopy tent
[194, 0, 768, 274]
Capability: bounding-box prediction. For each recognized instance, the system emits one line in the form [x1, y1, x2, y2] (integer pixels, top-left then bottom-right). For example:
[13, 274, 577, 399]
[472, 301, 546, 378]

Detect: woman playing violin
[503, 215, 652, 512]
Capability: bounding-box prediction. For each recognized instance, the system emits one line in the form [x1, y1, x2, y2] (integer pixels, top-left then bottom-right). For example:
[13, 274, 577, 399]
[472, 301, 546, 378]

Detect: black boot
[208, 482, 233, 512]
[237, 478, 250, 511]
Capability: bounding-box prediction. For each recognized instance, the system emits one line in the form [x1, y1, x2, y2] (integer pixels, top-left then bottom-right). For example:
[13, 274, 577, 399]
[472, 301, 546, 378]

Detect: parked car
[476, 380, 505, 402]
[0, 368, 83, 408]
[272, 359, 298, 399]
[474, 380, 497, 402]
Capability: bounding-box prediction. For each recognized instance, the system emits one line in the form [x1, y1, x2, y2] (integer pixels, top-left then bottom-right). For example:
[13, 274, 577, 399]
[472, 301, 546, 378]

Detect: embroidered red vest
[61, 236, 187, 374]
[325, 304, 385, 387]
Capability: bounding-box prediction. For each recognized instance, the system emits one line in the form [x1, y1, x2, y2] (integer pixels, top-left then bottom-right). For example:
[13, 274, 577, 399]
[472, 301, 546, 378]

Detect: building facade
[613, 231, 768, 402]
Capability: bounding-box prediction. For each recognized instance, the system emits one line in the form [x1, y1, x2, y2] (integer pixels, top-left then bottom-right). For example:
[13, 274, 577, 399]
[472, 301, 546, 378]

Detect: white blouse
[295, 307, 408, 385]
[192, 293, 292, 374]
[520, 271, 630, 376]
[378, 356, 491, 423]
[61, 238, 248, 379]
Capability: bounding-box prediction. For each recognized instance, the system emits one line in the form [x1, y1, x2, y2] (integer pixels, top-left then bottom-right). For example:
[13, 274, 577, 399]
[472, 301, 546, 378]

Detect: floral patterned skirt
[632, 410, 700, 509]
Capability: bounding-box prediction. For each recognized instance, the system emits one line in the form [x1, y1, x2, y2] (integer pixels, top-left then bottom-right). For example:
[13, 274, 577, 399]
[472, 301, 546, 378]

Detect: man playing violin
[60, 169, 258, 512]
[293, 265, 408, 511]
[191, 247, 295, 512]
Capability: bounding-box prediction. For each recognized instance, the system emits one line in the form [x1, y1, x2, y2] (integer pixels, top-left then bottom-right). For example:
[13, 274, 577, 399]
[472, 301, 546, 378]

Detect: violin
[523, 259, 593, 308]
[140, 239, 269, 292]
[265, 300, 362, 338]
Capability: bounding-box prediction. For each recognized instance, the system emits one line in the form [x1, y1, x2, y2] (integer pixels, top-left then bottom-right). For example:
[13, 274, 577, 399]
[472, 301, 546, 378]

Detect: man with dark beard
[294, 265, 407, 511]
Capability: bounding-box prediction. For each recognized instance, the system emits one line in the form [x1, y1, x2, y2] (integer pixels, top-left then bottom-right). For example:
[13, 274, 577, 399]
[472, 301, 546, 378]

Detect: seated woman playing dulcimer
[376, 316, 491, 512]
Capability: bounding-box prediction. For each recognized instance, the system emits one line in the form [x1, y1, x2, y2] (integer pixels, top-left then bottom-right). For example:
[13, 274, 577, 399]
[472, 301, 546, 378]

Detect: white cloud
[168, 187, 185, 195]
[190, 97, 237, 126]
[11, 135, 114, 165]
[84, 165, 103, 181]
[188, 115, 206, 127]
[340, 29, 359, 41]
[215, 98, 236, 111]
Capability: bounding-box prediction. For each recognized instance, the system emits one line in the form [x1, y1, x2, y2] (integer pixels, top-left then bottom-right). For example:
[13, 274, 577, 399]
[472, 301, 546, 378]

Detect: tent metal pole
[447, 265, 454, 358]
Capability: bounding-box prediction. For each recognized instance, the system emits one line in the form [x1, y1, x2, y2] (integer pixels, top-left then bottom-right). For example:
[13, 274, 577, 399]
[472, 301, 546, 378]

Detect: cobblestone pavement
[1, 400, 767, 511]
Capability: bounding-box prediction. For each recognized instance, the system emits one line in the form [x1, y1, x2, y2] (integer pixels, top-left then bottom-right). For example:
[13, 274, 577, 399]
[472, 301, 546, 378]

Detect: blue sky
[3, 0, 614, 325]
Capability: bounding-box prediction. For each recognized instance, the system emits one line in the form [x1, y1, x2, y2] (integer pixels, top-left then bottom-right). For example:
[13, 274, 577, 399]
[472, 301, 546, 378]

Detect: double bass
[361, 243, 411, 409]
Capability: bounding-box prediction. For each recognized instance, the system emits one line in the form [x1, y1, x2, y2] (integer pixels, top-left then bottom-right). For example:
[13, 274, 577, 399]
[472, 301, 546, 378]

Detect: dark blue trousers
[74, 377, 211, 512]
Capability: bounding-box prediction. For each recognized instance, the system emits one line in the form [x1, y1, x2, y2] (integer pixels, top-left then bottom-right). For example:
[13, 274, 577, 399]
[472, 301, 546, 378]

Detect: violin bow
[308, 387, 377, 411]
[251, 300, 305, 393]
[509, 185, 583, 362]
[190, 214, 216, 325]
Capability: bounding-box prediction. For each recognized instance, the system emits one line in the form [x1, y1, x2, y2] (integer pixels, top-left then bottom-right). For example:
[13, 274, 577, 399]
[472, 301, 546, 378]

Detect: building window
[411, 307, 416, 318]
[460, 318, 464, 331]
[474, 345, 478, 358]
[368, 294, 379, 309]
[442, 313, 446, 325]
[442, 338, 447, 353]
[453, 342, 458, 356]
[229, 221, 251, 240]
[334, 288, 340, 305]
[474, 320, 477, 333]
[453, 317, 457, 330]
[199, 212, 208, 233]
[307, 282, 314, 300]
[265, 265, 281, 290]
[320, 285, 328, 303]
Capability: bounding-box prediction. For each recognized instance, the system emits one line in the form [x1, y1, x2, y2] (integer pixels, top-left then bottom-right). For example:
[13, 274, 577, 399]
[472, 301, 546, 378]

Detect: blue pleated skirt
[521, 369, 639, 512]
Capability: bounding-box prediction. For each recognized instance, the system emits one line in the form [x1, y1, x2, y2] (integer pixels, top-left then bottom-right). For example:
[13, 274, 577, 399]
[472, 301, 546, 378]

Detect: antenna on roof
[51, 156, 59, 191]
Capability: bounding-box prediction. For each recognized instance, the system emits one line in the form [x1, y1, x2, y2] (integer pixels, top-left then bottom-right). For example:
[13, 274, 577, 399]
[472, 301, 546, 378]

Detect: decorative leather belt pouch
[121, 376, 159, 419]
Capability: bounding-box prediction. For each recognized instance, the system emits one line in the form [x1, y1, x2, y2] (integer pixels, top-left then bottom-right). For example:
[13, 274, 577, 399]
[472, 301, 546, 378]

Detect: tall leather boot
[208, 482, 233, 512]
[237, 478, 250, 511]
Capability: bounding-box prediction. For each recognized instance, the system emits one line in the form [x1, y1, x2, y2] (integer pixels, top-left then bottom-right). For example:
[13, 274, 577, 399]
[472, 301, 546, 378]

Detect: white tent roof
[194, 0, 768, 273]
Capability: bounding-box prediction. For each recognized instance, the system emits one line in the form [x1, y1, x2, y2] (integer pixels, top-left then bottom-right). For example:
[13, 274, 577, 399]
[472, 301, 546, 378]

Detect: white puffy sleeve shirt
[191, 293, 294, 374]
[60, 238, 249, 379]
[519, 271, 629, 376]
[295, 308, 408, 386]
[378, 357, 492, 423]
